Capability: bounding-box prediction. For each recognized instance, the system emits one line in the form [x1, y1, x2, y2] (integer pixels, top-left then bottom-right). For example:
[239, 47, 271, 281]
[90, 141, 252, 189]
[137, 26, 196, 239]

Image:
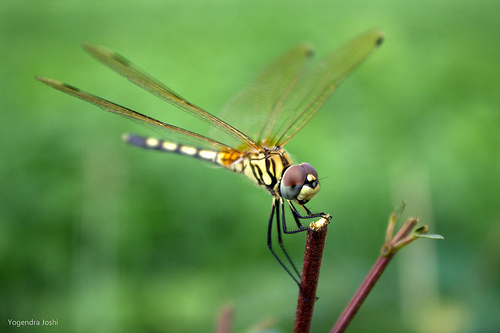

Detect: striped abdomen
[123, 134, 242, 167]
[123, 134, 291, 197]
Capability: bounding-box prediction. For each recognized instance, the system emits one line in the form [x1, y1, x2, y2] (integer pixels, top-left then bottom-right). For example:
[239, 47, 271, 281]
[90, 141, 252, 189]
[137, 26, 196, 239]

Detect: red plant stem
[330, 253, 395, 333]
[294, 217, 329, 333]
[330, 218, 417, 333]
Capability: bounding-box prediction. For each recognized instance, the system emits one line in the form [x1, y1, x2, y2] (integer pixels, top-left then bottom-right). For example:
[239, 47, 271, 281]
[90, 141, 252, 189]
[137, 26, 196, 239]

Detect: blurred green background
[1, 1, 498, 332]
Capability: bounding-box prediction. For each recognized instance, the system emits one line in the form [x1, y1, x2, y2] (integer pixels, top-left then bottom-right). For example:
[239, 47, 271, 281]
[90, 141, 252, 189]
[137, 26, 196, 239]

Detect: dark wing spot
[376, 36, 384, 46]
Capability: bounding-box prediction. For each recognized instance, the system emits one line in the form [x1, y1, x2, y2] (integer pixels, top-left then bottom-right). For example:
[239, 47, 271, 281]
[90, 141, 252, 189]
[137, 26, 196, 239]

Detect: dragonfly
[36, 29, 383, 290]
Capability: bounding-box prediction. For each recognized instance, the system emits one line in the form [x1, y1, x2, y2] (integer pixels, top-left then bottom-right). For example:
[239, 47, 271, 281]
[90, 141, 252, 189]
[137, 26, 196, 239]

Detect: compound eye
[280, 165, 307, 200]
[301, 163, 318, 180]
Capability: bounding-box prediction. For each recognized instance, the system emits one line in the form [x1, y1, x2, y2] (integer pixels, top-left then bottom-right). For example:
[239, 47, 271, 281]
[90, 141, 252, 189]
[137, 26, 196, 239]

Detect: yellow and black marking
[239, 148, 292, 196]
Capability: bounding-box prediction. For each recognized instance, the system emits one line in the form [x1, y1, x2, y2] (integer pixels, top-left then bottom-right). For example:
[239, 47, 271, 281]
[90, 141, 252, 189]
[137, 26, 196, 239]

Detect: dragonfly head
[280, 163, 320, 204]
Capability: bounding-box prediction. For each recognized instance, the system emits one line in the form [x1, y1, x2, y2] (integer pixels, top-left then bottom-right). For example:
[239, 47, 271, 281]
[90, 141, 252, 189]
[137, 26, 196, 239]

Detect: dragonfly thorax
[235, 148, 320, 204]
[232, 148, 289, 196]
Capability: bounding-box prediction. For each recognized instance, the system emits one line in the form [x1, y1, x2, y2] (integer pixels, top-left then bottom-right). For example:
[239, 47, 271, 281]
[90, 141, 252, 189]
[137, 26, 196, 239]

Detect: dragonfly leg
[290, 201, 325, 221]
[281, 201, 321, 234]
[267, 199, 301, 287]
[276, 200, 302, 278]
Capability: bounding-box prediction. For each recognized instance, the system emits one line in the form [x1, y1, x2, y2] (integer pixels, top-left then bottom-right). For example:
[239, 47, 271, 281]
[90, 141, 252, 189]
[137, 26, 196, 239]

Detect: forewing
[81, 43, 260, 151]
[35, 76, 241, 155]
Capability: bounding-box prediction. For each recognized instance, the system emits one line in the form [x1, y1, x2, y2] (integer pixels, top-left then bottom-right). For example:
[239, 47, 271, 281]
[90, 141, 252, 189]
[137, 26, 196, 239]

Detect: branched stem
[331, 201, 442, 333]
[330, 251, 394, 333]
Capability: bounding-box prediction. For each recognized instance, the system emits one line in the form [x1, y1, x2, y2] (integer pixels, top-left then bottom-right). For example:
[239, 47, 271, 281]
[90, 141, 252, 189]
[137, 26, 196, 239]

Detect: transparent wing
[81, 43, 261, 151]
[214, 29, 384, 148]
[35, 76, 242, 156]
[213, 43, 314, 147]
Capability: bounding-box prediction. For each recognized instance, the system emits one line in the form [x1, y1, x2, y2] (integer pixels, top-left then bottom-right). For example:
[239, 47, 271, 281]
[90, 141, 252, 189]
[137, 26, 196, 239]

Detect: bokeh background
[1, 1, 498, 332]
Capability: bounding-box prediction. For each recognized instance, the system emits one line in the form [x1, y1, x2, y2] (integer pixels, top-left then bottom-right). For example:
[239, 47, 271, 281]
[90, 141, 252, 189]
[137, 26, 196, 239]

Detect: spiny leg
[282, 201, 312, 234]
[267, 199, 301, 287]
[284, 200, 325, 234]
[276, 199, 302, 279]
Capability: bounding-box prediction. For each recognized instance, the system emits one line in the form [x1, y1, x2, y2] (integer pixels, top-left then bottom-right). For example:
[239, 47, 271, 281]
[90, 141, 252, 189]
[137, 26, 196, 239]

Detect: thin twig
[293, 214, 331, 333]
[330, 253, 394, 333]
[331, 217, 419, 333]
